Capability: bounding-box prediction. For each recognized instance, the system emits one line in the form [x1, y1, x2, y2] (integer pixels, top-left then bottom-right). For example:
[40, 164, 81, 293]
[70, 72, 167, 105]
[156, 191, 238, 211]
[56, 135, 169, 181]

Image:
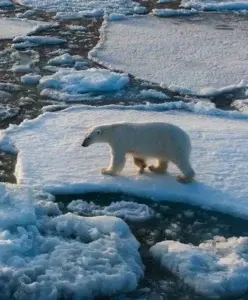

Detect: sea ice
[48, 53, 75, 66]
[152, 8, 197, 17]
[0, 184, 143, 299]
[21, 74, 41, 85]
[181, 0, 248, 11]
[89, 15, 248, 96]
[151, 238, 248, 298]
[67, 200, 155, 221]
[231, 99, 248, 113]
[0, 18, 48, 40]
[12, 36, 66, 49]
[15, 0, 141, 16]
[39, 68, 129, 100]
[1, 104, 248, 220]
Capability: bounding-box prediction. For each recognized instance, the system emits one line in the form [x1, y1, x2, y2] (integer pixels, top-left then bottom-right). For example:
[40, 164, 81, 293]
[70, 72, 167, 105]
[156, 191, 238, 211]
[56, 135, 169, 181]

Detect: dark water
[56, 192, 248, 300]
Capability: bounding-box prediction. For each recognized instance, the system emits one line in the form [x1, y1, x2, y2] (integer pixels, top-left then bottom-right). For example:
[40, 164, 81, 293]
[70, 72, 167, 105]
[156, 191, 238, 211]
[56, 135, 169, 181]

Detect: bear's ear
[96, 129, 101, 135]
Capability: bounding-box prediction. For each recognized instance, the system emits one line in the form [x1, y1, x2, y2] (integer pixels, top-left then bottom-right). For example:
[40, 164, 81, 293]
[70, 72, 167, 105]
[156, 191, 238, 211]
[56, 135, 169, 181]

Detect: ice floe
[89, 15, 248, 96]
[152, 8, 198, 17]
[181, 0, 248, 11]
[1, 104, 248, 219]
[0, 183, 143, 299]
[68, 200, 155, 221]
[0, 18, 48, 40]
[48, 53, 75, 66]
[21, 73, 41, 85]
[151, 237, 248, 298]
[12, 36, 66, 49]
[39, 68, 129, 101]
[231, 99, 248, 113]
[16, 0, 141, 16]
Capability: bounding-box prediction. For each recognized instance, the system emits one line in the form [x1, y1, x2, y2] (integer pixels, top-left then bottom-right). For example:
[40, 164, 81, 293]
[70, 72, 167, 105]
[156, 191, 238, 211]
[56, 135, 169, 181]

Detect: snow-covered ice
[90, 15, 248, 96]
[13, 36, 66, 49]
[1, 104, 248, 219]
[68, 200, 155, 221]
[151, 237, 248, 298]
[0, 0, 12, 7]
[0, 183, 143, 299]
[231, 99, 248, 113]
[181, 0, 248, 11]
[140, 89, 169, 100]
[0, 18, 48, 40]
[48, 53, 75, 66]
[21, 73, 41, 85]
[15, 0, 141, 16]
[152, 8, 198, 17]
[39, 68, 129, 100]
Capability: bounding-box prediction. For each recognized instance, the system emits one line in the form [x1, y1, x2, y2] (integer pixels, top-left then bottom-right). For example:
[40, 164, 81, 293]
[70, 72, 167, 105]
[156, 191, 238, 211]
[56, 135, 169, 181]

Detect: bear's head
[82, 126, 105, 147]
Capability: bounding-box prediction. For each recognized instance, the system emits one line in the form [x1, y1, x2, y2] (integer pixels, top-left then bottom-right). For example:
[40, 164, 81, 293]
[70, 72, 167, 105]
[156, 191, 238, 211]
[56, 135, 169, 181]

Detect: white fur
[82, 122, 195, 182]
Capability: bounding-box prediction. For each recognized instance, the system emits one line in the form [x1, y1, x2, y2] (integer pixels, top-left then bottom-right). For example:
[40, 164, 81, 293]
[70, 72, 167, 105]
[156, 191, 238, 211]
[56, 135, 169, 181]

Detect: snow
[68, 200, 155, 221]
[39, 68, 129, 100]
[48, 54, 75, 66]
[150, 237, 248, 298]
[0, 183, 143, 299]
[66, 25, 88, 32]
[15, 0, 141, 16]
[140, 89, 169, 100]
[1, 104, 248, 220]
[21, 74, 41, 85]
[13, 36, 66, 49]
[11, 62, 34, 73]
[89, 15, 248, 96]
[181, 0, 248, 11]
[55, 9, 104, 20]
[231, 99, 248, 113]
[0, 18, 48, 40]
[152, 8, 197, 17]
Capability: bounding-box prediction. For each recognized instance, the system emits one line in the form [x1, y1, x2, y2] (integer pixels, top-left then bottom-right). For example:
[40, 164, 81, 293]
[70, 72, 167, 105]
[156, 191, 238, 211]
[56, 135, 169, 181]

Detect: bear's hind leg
[101, 151, 126, 176]
[133, 157, 147, 174]
[175, 159, 195, 184]
[149, 160, 168, 174]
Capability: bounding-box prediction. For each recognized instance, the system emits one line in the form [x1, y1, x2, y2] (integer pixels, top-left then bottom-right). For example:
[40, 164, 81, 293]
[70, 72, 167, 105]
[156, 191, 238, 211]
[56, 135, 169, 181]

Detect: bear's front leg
[101, 151, 126, 176]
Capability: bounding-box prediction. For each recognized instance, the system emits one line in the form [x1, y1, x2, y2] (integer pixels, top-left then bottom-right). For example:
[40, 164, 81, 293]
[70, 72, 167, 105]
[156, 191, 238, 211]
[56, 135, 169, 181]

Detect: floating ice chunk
[41, 104, 69, 113]
[2, 105, 248, 219]
[68, 200, 155, 222]
[11, 62, 34, 73]
[28, 22, 59, 34]
[0, 18, 48, 40]
[90, 15, 248, 96]
[67, 25, 89, 32]
[181, 0, 248, 11]
[152, 8, 197, 17]
[13, 35, 66, 49]
[39, 68, 129, 98]
[157, 0, 173, 3]
[48, 53, 75, 66]
[151, 237, 248, 298]
[0, 0, 12, 7]
[231, 99, 248, 114]
[0, 184, 143, 299]
[21, 73, 41, 85]
[108, 13, 127, 21]
[134, 6, 147, 14]
[55, 9, 104, 20]
[140, 89, 169, 100]
[0, 82, 23, 91]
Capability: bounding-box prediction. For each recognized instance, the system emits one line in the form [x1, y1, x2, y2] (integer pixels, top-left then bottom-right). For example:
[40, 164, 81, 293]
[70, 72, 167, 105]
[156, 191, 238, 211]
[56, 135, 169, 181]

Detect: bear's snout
[82, 137, 90, 147]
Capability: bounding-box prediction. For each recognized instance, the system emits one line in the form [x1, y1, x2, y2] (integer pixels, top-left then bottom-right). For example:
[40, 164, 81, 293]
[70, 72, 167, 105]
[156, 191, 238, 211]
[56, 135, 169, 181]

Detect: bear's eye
[97, 130, 101, 135]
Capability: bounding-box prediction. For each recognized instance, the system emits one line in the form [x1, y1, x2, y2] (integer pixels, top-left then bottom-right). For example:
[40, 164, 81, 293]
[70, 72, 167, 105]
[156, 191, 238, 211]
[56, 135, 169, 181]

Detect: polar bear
[82, 122, 195, 183]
